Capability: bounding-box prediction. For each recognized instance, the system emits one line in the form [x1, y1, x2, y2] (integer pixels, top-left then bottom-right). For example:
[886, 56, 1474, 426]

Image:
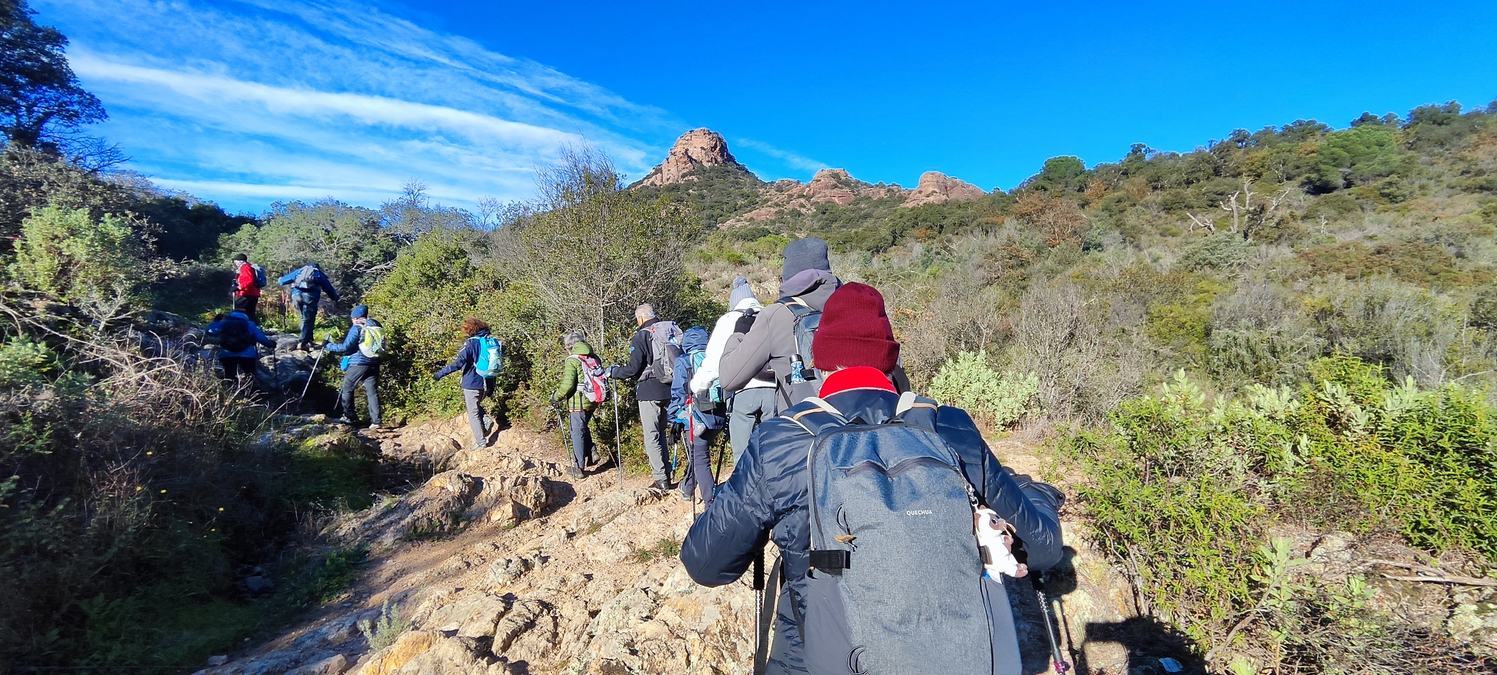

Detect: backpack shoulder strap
[781, 397, 847, 436]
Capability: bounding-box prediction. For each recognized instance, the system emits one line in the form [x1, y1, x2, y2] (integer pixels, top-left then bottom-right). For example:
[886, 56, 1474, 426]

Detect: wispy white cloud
[734, 137, 828, 173]
[33, 0, 676, 213]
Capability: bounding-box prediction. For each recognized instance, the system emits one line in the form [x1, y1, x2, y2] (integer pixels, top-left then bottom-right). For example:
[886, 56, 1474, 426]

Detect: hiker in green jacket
[551, 332, 606, 479]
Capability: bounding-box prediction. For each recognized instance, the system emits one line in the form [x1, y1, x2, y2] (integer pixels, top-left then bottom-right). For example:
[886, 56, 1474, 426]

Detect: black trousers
[339, 362, 381, 425]
[233, 295, 259, 323]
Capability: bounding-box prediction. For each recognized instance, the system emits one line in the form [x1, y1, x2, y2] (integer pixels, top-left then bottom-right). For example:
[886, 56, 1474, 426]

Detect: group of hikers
[209, 238, 1066, 674]
[209, 255, 384, 429]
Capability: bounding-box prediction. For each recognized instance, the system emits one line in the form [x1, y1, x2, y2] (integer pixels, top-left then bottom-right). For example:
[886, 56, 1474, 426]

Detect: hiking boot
[567, 465, 585, 479]
[678, 489, 693, 503]
[334, 416, 356, 426]
[649, 480, 670, 493]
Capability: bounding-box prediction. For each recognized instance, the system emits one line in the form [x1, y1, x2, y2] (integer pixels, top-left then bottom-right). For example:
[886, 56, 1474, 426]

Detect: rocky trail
[199, 416, 1493, 675]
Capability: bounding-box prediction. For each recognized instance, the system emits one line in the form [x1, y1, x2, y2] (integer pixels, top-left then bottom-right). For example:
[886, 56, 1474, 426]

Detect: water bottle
[789, 354, 807, 384]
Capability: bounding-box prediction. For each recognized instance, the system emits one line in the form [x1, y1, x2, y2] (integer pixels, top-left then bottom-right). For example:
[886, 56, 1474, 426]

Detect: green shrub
[927, 351, 1037, 428]
[1063, 360, 1497, 664]
[359, 601, 410, 651]
[10, 204, 152, 309]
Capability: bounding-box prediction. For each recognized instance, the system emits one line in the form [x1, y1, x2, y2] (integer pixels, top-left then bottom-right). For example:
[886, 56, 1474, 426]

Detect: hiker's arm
[276, 270, 295, 286]
[326, 328, 358, 354]
[681, 423, 777, 586]
[252, 323, 276, 349]
[939, 406, 1064, 571]
[434, 342, 467, 380]
[609, 332, 647, 381]
[552, 358, 577, 401]
[321, 277, 340, 304]
[718, 305, 780, 392]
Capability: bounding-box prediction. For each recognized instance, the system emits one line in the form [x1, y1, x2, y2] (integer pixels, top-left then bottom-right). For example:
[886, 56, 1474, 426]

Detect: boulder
[903, 171, 985, 207]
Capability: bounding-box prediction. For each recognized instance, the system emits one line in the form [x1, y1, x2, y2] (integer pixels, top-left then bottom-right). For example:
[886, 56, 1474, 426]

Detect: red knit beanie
[812, 282, 900, 373]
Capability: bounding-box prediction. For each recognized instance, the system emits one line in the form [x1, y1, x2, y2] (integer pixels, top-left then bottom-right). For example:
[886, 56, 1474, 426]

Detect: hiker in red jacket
[230, 253, 265, 323]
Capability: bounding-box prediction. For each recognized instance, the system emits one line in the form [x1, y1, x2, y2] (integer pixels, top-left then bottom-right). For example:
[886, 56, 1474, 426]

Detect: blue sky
[34, 0, 1497, 215]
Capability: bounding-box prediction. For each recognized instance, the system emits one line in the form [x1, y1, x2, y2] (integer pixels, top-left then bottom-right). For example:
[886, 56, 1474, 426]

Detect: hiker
[230, 253, 266, 323]
[681, 283, 1064, 675]
[551, 331, 606, 479]
[671, 326, 724, 506]
[324, 305, 383, 429]
[691, 275, 774, 464]
[608, 303, 682, 492]
[205, 309, 277, 385]
[434, 318, 502, 449]
[718, 238, 840, 413]
[278, 263, 340, 351]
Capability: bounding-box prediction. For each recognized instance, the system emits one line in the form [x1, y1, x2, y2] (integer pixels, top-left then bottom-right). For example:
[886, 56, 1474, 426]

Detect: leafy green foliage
[1063, 359, 1497, 665]
[218, 199, 398, 300]
[927, 351, 1037, 428]
[10, 204, 151, 308]
[0, 0, 106, 150]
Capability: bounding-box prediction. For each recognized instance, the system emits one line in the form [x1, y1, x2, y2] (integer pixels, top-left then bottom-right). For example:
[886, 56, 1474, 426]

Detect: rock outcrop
[724, 168, 904, 226]
[636, 129, 756, 187]
[903, 170, 986, 207]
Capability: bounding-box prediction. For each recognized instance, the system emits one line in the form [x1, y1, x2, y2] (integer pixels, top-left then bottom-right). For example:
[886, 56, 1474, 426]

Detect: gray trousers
[728, 387, 777, 464]
[463, 388, 488, 447]
[638, 399, 671, 482]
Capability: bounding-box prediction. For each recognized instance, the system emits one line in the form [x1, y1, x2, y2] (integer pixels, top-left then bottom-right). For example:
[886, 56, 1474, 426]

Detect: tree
[1307, 126, 1413, 193]
[1023, 156, 1088, 193]
[499, 147, 701, 354]
[218, 200, 397, 298]
[0, 0, 107, 151]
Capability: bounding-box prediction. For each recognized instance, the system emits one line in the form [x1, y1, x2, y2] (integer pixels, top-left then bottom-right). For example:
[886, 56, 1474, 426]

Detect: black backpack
[218, 315, 254, 352]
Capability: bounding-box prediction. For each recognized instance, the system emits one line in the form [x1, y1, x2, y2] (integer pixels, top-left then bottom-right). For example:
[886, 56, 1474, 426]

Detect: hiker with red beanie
[681, 282, 1064, 675]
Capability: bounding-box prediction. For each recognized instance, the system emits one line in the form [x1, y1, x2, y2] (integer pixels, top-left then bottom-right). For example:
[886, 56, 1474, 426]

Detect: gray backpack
[786, 393, 1020, 675]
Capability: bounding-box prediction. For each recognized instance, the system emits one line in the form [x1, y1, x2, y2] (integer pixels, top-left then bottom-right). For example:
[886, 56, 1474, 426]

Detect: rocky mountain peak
[903, 171, 985, 207]
[636, 128, 755, 187]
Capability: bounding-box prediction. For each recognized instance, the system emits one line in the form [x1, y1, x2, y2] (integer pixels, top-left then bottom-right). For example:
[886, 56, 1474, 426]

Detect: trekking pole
[551, 402, 574, 467]
[1032, 571, 1071, 674]
[299, 351, 323, 401]
[612, 389, 623, 491]
[712, 428, 728, 484]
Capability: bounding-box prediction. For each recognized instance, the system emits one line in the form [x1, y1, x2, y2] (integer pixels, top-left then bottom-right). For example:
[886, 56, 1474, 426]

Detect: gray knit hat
[781, 237, 831, 281]
[728, 275, 757, 307]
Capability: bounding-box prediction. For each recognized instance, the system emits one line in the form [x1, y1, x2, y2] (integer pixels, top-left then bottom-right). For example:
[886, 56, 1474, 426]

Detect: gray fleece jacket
[717, 273, 840, 409]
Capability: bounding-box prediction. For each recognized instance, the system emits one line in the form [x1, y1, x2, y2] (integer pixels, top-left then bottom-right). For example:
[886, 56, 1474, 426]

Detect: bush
[1062, 359, 1497, 667]
[927, 351, 1037, 428]
[10, 204, 153, 312]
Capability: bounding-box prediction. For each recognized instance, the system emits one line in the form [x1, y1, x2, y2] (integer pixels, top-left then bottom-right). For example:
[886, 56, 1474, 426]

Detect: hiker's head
[461, 317, 489, 337]
[351, 304, 369, 325]
[232, 253, 247, 265]
[562, 331, 585, 349]
[728, 275, 757, 308]
[812, 282, 899, 374]
[781, 237, 831, 282]
[634, 303, 656, 327]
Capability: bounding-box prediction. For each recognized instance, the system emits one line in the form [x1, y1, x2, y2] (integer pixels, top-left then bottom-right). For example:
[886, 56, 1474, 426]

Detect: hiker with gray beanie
[692, 275, 775, 463]
[718, 238, 841, 412]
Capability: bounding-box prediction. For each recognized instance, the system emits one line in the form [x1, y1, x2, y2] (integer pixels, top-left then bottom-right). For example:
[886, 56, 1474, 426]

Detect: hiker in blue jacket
[324, 305, 382, 429]
[205, 310, 277, 385]
[434, 317, 498, 449]
[681, 283, 1064, 675]
[278, 263, 340, 351]
[670, 326, 724, 506]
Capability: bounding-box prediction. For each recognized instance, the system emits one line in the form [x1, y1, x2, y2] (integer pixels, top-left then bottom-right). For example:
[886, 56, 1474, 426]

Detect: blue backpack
[473, 335, 503, 378]
[785, 393, 1021, 675]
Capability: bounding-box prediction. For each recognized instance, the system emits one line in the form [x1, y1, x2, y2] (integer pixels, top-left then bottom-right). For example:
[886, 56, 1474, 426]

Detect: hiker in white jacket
[691, 276, 777, 463]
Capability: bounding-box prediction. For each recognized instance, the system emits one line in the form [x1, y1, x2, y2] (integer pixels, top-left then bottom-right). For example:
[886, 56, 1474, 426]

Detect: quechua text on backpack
[787, 393, 1021, 675]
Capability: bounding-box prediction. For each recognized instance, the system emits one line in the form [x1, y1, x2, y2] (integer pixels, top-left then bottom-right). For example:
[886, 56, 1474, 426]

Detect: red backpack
[574, 354, 609, 404]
